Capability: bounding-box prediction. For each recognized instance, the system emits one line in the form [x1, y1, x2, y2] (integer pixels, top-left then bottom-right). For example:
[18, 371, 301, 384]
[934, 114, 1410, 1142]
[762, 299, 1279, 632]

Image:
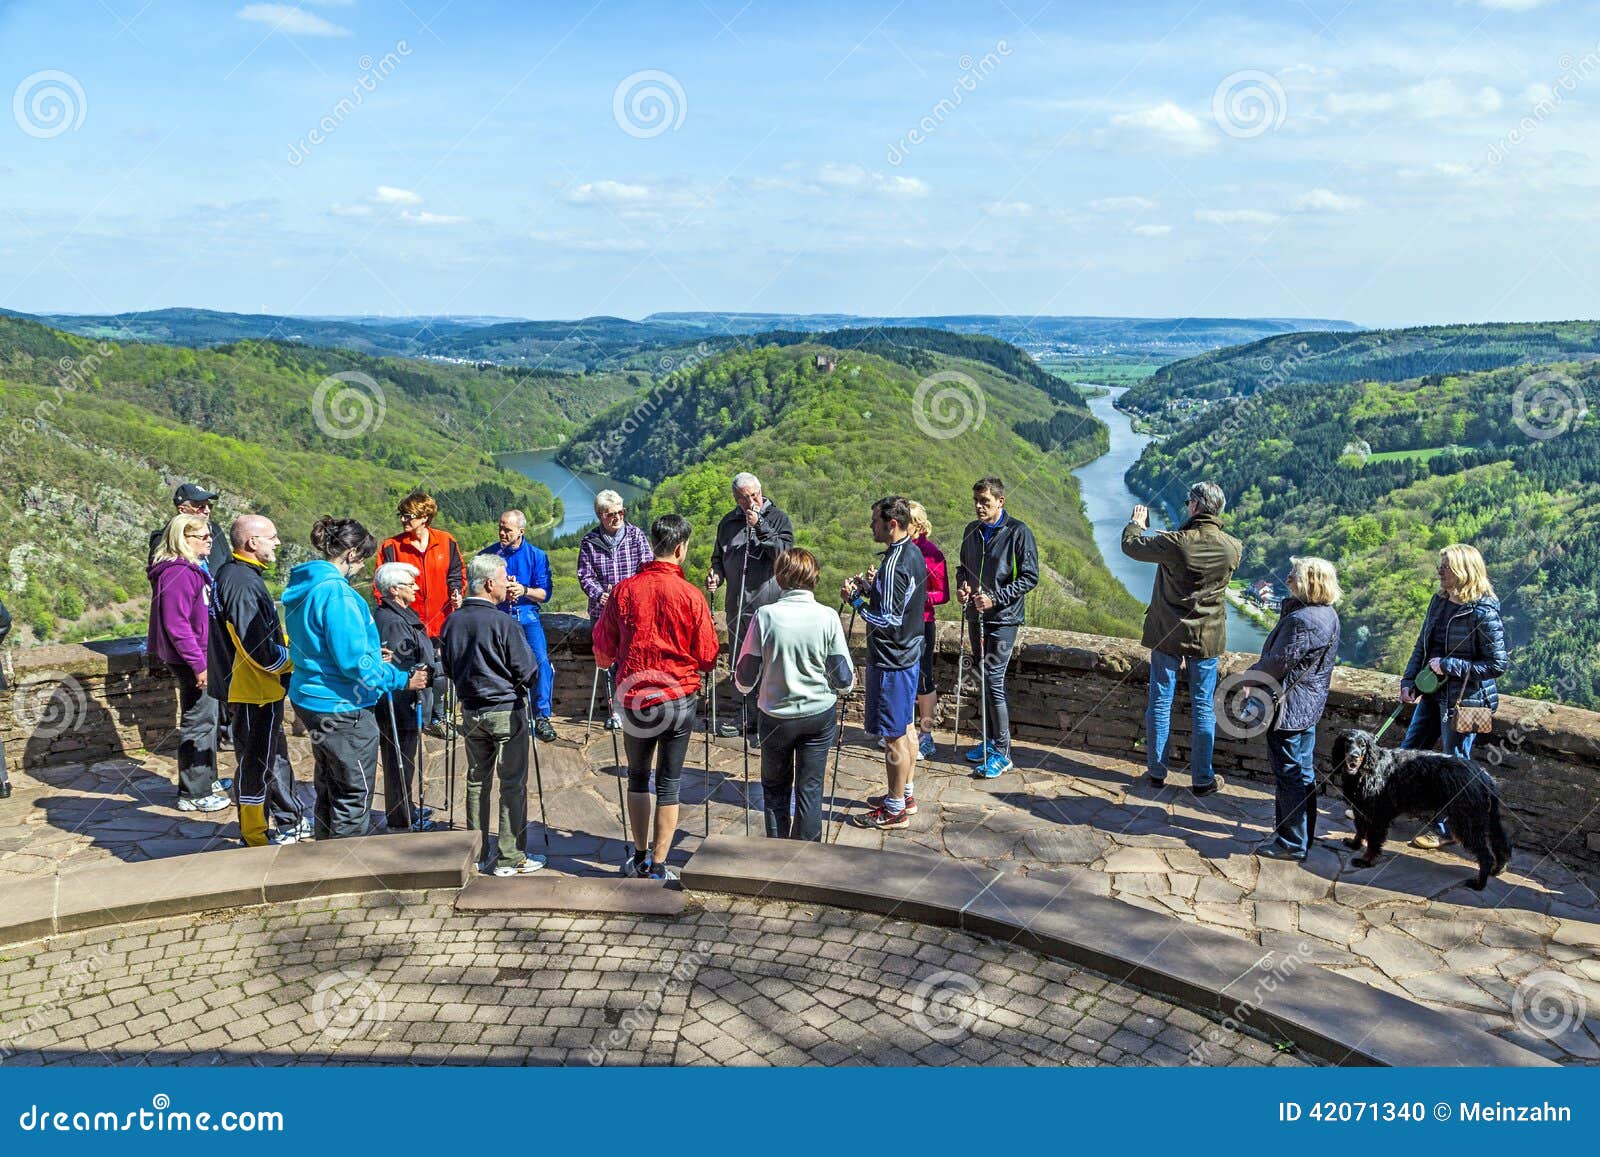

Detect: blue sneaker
[917, 732, 936, 761]
[964, 743, 990, 764]
[977, 749, 1013, 779]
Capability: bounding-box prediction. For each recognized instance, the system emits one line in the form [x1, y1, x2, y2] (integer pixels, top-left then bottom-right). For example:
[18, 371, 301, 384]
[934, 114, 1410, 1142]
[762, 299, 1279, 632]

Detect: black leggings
[623, 694, 697, 805]
[917, 619, 938, 696]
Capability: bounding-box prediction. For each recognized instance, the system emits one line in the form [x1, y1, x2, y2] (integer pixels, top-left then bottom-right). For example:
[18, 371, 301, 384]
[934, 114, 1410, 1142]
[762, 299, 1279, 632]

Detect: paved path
[0, 891, 1313, 1067]
[2, 721, 1597, 1063]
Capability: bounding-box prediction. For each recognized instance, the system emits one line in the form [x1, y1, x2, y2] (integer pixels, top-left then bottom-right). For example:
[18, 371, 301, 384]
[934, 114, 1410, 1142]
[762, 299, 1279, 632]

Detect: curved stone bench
[0, 830, 478, 947]
[680, 836, 1555, 1068]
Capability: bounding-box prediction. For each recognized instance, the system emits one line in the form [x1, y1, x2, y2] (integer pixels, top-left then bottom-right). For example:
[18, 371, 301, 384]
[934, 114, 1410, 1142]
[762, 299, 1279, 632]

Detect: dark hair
[874, 496, 911, 531]
[974, 476, 1006, 500]
[310, 516, 378, 561]
[775, 548, 819, 592]
[650, 513, 692, 556]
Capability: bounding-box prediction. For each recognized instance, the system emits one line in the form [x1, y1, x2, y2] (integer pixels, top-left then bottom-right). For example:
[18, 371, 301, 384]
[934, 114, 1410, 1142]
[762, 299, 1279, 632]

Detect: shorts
[864, 665, 918, 738]
[917, 619, 938, 697]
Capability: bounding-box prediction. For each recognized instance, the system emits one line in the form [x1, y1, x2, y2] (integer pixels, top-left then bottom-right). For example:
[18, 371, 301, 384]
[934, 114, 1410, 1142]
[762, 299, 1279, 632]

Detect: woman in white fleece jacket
[734, 548, 855, 840]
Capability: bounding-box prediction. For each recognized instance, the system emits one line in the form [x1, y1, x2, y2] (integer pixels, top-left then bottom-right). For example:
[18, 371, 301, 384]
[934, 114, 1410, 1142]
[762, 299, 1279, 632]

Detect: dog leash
[1373, 667, 1441, 741]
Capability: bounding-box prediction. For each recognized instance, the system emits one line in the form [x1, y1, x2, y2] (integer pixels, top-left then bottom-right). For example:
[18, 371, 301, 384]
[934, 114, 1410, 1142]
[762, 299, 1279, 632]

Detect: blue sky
[1, 0, 1597, 325]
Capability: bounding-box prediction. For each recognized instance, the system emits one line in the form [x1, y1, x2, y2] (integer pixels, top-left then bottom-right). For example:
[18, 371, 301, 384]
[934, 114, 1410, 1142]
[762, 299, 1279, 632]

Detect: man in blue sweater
[479, 509, 558, 742]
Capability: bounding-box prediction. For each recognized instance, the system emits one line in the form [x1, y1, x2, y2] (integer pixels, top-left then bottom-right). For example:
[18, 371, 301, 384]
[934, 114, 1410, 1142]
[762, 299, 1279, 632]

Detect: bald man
[213, 516, 308, 846]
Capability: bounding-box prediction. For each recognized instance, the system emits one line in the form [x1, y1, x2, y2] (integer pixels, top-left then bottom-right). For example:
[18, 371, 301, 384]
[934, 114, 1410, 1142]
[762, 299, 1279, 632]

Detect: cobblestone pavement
[2, 720, 1597, 1063]
[0, 891, 1315, 1067]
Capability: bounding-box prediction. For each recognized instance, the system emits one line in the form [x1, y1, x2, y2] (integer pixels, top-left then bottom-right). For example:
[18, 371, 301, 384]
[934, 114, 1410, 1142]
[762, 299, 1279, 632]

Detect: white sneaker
[177, 792, 230, 813]
[494, 855, 548, 876]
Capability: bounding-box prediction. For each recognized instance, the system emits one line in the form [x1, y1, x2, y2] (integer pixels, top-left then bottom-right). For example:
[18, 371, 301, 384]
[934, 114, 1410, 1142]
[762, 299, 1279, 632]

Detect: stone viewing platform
[1, 618, 1597, 1066]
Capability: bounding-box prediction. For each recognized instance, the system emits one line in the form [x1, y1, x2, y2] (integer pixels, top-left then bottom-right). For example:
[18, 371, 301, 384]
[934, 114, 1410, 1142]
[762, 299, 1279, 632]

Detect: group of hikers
[138, 471, 1511, 879]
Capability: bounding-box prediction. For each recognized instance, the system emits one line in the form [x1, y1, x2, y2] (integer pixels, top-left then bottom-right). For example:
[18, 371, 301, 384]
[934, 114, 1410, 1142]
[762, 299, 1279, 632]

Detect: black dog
[1330, 729, 1512, 890]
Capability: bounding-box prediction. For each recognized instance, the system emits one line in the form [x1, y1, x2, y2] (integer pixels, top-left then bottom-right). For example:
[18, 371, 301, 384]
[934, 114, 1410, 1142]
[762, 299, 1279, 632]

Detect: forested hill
[557, 342, 1144, 638]
[1127, 360, 1600, 707]
[0, 314, 634, 643]
[1122, 320, 1600, 417]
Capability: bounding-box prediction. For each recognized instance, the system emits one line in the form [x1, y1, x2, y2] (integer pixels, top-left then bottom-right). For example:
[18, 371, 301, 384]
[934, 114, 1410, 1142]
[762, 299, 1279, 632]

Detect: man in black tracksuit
[956, 476, 1039, 778]
[707, 472, 794, 736]
[847, 496, 927, 831]
[439, 554, 546, 875]
[212, 516, 305, 846]
[0, 596, 11, 798]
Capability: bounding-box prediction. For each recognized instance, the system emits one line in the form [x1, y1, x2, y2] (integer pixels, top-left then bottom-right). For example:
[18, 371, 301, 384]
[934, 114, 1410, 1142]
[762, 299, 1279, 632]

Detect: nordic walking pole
[528, 706, 549, 849]
[605, 668, 627, 858]
[977, 600, 990, 772]
[952, 601, 969, 754]
[705, 586, 719, 837]
[585, 665, 602, 736]
[734, 533, 752, 837]
[384, 692, 413, 831]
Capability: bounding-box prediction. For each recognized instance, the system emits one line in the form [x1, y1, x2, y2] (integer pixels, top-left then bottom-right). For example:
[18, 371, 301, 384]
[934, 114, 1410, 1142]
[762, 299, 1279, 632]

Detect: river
[1073, 387, 1269, 654]
[498, 449, 647, 541]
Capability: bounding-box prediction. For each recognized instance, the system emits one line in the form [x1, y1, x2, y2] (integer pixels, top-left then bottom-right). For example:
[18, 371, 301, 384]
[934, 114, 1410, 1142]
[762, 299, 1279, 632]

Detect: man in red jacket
[592, 514, 719, 881]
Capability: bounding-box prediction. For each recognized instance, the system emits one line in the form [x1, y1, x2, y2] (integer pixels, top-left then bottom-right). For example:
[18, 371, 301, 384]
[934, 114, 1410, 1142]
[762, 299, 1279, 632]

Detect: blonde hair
[153, 514, 212, 566]
[1288, 556, 1342, 606]
[906, 500, 932, 541]
[1439, 543, 1493, 602]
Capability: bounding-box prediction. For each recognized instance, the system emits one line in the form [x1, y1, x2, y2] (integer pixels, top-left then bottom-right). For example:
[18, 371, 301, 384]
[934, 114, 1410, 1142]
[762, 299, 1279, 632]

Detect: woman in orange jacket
[375, 491, 466, 730]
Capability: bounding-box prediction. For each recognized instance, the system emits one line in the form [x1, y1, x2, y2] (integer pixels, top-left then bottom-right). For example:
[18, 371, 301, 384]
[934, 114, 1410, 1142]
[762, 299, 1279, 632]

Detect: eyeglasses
[398, 513, 425, 524]
[186, 532, 214, 541]
[601, 508, 626, 517]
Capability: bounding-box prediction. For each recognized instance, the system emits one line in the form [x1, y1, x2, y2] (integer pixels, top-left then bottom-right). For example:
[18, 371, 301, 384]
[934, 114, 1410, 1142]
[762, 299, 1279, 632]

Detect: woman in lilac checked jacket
[577, 490, 652, 729]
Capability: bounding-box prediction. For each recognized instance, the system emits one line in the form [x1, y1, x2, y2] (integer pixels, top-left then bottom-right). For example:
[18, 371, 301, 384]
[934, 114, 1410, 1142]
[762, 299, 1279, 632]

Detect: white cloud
[374, 186, 423, 205]
[985, 200, 1036, 217]
[530, 231, 649, 253]
[236, 3, 351, 37]
[1131, 224, 1172, 237]
[1106, 102, 1213, 153]
[563, 180, 657, 206]
[329, 203, 372, 217]
[1323, 79, 1503, 121]
[1295, 188, 1364, 213]
[1194, 208, 1278, 227]
[1473, 0, 1551, 9]
[1089, 195, 1159, 212]
[400, 210, 469, 226]
[814, 162, 929, 198]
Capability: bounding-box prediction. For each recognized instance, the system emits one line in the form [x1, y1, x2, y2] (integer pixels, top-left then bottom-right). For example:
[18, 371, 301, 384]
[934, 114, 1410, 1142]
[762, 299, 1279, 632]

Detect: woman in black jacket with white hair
[373, 561, 444, 832]
[0, 595, 11, 798]
[1399, 543, 1509, 850]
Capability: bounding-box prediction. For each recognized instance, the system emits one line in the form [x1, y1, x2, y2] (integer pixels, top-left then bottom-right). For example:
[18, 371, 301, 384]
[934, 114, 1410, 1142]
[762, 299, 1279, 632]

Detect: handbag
[1452, 669, 1495, 734]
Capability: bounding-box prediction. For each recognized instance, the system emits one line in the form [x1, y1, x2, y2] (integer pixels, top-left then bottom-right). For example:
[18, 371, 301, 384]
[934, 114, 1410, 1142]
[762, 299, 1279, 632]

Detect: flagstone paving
[2, 719, 1597, 1063]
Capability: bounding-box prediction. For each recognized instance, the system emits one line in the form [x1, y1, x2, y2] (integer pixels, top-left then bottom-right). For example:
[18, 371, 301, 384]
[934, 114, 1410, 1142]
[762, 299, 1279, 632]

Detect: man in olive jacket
[1121, 481, 1242, 796]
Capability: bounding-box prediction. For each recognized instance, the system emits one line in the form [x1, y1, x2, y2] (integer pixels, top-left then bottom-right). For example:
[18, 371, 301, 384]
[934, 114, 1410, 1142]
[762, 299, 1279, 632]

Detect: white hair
[466, 553, 507, 594]
[593, 489, 625, 515]
[732, 472, 761, 494]
[373, 561, 420, 596]
[500, 509, 527, 530]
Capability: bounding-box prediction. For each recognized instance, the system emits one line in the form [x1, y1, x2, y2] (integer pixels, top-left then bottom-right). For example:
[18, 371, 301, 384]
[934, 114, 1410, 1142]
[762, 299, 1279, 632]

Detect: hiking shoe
[715, 720, 741, 739]
[0, 783, 11, 799]
[294, 817, 315, 840]
[1254, 841, 1306, 862]
[1191, 775, 1225, 798]
[648, 862, 679, 881]
[978, 750, 1013, 779]
[211, 777, 234, 794]
[177, 792, 230, 813]
[853, 805, 911, 830]
[494, 855, 548, 876]
[534, 716, 558, 742]
[1410, 829, 1456, 850]
[605, 711, 624, 731]
[964, 743, 992, 764]
[1144, 774, 1169, 788]
[422, 719, 456, 740]
[917, 732, 936, 761]
[267, 829, 299, 846]
[865, 792, 918, 816]
[408, 816, 439, 833]
[622, 850, 652, 878]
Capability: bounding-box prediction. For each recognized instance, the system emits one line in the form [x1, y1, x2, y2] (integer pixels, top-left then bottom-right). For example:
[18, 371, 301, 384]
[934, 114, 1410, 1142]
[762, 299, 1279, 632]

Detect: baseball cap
[172, 482, 219, 506]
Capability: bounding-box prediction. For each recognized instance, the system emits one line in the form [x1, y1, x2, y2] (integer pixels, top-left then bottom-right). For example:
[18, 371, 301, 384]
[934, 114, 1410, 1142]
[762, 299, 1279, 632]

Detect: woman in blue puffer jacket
[1246, 557, 1342, 862]
[1399, 543, 1509, 850]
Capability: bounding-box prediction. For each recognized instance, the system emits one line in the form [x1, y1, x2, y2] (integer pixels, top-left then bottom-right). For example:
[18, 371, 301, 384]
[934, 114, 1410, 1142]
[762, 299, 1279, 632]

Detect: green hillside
[1122, 320, 1600, 421]
[0, 316, 633, 643]
[1127, 360, 1600, 706]
[553, 342, 1144, 638]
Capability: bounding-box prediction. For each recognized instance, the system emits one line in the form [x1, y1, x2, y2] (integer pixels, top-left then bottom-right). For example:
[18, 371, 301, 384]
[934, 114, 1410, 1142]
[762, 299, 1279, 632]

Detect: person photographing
[706, 472, 794, 738]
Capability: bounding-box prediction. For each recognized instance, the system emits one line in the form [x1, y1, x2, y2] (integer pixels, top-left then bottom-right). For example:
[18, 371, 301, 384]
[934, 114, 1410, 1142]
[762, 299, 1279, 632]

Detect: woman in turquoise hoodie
[284, 517, 426, 839]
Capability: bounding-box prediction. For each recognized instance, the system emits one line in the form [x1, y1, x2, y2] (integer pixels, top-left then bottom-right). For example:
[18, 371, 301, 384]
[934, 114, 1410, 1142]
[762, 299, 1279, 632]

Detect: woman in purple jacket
[148, 514, 229, 812]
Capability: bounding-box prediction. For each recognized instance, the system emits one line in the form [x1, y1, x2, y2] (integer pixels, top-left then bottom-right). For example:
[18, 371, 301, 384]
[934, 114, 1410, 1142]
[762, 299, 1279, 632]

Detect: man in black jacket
[707, 472, 794, 737]
[439, 554, 546, 875]
[0, 595, 11, 798]
[212, 516, 305, 845]
[846, 496, 927, 830]
[956, 476, 1039, 779]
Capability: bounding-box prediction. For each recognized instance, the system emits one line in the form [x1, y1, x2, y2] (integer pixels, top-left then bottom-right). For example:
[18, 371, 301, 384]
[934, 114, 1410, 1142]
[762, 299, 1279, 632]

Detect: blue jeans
[1145, 650, 1218, 785]
[1401, 692, 1476, 835]
[1266, 727, 1317, 856]
[518, 616, 555, 719]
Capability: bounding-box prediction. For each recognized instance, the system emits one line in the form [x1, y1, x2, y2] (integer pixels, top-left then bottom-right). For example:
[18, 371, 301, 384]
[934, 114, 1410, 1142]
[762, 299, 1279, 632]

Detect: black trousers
[758, 707, 836, 841]
[623, 695, 697, 804]
[376, 695, 423, 830]
[233, 700, 302, 842]
[300, 706, 379, 840]
[966, 619, 1018, 752]
[172, 663, 219, 800]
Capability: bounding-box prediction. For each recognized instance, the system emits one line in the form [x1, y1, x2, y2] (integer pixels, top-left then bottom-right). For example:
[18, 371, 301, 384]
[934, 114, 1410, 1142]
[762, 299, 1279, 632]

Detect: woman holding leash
[1245, 557, 1341, 862]
[1398, 543, 1509, 850]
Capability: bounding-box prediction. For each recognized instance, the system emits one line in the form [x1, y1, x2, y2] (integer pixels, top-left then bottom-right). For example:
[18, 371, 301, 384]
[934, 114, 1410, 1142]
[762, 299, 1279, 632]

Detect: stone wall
[6, 615, 1598, 866]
